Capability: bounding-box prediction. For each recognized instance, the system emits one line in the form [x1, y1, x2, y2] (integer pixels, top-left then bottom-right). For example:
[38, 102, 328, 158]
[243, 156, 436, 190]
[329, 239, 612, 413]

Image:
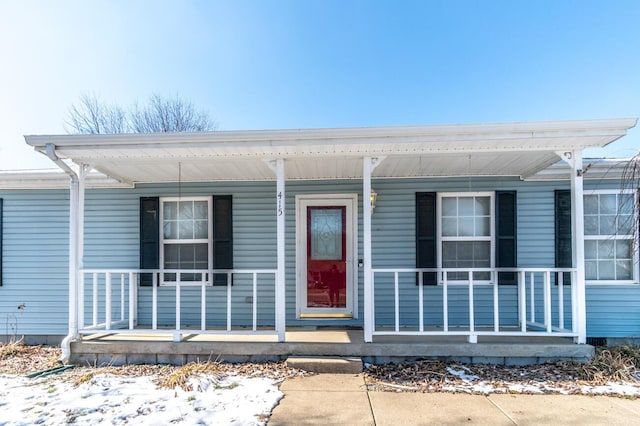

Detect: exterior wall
[1, 176, 639, 339]
[583, 179, 640, 339]
[0, 189, 69, 340]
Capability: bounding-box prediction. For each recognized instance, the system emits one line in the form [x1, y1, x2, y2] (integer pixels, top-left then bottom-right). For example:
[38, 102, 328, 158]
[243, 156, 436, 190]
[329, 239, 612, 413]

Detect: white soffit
[24, 118, 637, 183]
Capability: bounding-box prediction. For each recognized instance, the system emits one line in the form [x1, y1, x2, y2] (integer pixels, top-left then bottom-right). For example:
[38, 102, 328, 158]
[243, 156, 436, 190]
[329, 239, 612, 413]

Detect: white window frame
[437, 191, 495, 284]
[584, 189, 638, 285]
[159, 196, 213, 286]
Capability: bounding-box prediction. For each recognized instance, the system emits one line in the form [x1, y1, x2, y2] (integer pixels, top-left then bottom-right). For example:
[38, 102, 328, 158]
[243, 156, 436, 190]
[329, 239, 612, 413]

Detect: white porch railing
[78, 269, 278, 341]
[370, 267, 577, 342]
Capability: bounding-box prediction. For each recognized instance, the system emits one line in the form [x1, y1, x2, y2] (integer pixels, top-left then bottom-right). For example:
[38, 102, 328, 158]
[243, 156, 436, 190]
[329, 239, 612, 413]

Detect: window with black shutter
[139, 195, 232, 286]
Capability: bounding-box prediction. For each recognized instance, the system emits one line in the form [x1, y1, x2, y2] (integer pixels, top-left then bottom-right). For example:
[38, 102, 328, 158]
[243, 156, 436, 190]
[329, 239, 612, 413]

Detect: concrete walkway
[268, 374, 640, 425]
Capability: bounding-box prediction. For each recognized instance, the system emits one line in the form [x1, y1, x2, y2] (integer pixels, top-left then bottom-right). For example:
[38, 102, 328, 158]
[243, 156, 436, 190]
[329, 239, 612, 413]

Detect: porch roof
[24, 118, 637, 185]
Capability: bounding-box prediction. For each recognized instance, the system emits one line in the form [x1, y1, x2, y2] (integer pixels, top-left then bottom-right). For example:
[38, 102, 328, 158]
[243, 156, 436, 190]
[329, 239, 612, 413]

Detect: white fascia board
[24, 118, 638, 153]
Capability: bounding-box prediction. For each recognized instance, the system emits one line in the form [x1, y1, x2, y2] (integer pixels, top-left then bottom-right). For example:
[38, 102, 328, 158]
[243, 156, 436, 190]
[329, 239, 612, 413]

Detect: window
[584, 191, 637, 282]
[438, 193, 494, 281]
[160, 197, 212, 282]
[139, 195, 233, 286]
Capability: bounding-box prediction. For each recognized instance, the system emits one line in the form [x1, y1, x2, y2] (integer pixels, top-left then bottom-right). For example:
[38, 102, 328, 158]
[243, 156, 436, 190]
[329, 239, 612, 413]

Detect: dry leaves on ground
[0, 341, 307, 390]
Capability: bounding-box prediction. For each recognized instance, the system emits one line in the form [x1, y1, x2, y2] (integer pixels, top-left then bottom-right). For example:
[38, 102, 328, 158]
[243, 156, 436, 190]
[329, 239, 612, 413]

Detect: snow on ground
[439, 369, 640, 396]
[0, 373, 282, 426]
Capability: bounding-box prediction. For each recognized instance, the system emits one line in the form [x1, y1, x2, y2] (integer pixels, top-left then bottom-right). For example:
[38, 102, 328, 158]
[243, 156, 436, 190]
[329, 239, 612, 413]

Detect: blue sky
[1, 0, 639, 169]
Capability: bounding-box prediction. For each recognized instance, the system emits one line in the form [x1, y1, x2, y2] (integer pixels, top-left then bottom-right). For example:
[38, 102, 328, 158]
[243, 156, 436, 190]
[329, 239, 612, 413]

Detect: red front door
[306, 206, 347, 309]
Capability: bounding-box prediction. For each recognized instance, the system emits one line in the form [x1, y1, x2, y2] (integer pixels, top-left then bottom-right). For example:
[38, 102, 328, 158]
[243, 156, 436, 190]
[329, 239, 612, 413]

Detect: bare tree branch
[66, 93, 216, 134]
[621, 154, 640, 255]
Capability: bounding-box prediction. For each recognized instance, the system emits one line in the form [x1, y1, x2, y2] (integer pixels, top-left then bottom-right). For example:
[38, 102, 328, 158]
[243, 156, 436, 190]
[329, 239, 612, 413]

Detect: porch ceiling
[24, 118, 637, 184]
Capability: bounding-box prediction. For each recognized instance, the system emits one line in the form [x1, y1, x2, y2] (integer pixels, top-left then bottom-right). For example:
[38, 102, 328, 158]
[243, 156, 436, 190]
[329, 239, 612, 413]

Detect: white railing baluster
[92, 272, 98, 327]
[175, 274, 181, 331]
[152, 273, 158, 330]
[519, 270, 526, 333]
[529, 272, 535, 323]
[443, 272, 448, 332]
[418, 272, 424, 332]
[120, 273, 125, 321]
[544, 271, 552, 332]
[128, 272, 135, 330]
[78, 271, 85, 331]
[493, 270, 499, 332]
[468, 271, 475, 336]
[371, 271, 376, 333]
[394, 272, 400, 333]
[571, 270, 578, 333]
[558, 272, 565, 330]
[252, 272, 258, 332]
[133, 274, 138, 326]
[105, 272, 112, 330]
[227, 273, 232, 332]
[201, 273, 206, 331]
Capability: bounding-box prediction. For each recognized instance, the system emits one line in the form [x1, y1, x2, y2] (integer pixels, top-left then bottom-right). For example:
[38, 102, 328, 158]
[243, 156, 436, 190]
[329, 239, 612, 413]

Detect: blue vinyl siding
[0, 190, 69, 336]
[1, 176, 639, 338]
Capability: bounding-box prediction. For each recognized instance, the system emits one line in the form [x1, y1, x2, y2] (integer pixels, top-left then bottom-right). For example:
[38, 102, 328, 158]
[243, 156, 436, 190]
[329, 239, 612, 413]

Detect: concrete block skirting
[68, 336, 595, 366]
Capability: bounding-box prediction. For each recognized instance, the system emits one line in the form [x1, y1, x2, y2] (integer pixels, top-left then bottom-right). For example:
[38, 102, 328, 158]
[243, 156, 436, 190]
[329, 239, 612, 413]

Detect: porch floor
[70, 327, 594, 366]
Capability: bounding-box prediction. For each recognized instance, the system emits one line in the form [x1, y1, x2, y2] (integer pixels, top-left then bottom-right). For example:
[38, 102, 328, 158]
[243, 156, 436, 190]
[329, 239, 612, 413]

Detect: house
[1, 118, 638, 364]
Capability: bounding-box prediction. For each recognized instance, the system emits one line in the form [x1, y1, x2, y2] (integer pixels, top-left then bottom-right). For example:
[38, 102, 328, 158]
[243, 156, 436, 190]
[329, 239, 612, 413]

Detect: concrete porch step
[286, 356, 363, 374]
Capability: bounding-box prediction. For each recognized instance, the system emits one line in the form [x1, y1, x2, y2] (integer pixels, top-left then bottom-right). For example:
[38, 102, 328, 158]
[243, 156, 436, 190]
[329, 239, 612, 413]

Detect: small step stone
[286, 356, 363, 374]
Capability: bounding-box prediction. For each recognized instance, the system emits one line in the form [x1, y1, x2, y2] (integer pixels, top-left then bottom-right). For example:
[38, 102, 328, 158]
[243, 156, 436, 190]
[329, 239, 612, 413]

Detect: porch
[23, 118, 637, 362]
[70, 327, 593, 366]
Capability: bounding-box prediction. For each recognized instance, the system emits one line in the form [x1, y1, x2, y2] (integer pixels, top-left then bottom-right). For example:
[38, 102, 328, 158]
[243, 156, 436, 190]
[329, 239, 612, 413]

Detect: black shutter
[0, 198, 3, 286]
[139, 197, 160, 286]
[212, 195, 233, 286]
[416, 192, 437, 285]
[555, 190, 572, 285]
[496, 191, 517, 285]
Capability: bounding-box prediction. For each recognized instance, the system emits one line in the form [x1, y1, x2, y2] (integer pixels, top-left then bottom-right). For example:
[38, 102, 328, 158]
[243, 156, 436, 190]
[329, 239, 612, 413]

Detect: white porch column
[76, 165, 88, 331]
[275, 159, 286, 342]
[363, 158, 373, 342]
[67, 173, 80, 341]
[363, 157, 384, 342]
[561, 150, 587, 344]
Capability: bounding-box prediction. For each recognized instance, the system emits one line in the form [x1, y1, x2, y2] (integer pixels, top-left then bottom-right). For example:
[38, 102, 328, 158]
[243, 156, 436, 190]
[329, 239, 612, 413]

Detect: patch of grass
[73, 372, 95, 387]
[155, 362, 224, 391]
[582, 346, 639, 383]
[0, 338, 27, 359]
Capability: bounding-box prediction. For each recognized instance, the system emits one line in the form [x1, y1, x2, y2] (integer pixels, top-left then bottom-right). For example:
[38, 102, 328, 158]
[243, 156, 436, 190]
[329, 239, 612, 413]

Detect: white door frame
[295, 194, 358, 319]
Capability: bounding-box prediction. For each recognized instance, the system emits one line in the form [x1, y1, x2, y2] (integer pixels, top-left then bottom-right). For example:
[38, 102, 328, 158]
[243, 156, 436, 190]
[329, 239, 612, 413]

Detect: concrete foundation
[68, 329, 594, 366]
